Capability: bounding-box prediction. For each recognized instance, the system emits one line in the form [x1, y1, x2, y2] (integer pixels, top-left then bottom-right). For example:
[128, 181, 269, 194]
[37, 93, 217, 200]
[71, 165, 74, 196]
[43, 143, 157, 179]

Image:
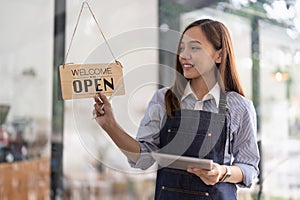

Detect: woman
[93, 19, 260, 199]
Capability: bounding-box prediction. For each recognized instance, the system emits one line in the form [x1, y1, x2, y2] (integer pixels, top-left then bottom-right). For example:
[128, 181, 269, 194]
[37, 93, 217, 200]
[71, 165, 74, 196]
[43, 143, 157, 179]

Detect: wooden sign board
[59, 62, 125, 100]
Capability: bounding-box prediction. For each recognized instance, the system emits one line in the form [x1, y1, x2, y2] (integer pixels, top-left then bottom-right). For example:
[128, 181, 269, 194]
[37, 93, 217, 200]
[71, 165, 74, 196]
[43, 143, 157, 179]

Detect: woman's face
[179, 26, 221, 80]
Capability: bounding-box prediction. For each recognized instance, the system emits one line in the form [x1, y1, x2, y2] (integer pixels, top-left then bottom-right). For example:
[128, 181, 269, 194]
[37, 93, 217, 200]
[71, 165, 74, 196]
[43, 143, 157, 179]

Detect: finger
[206, 169, 217, 176]
[94, 93, 103, 104]
[188, 167, 204, 173]
[92, 109, 101, 119]
[93, 106, 101, 114]
[94, 102, 106, 116]
[94, 102, 104, 112]
[99, 107, 105, 115]
[99, 92, 110, 105]
[187, 168, 197, 173]
[187, 168, 202, 176]
[206, 163, 219, 175]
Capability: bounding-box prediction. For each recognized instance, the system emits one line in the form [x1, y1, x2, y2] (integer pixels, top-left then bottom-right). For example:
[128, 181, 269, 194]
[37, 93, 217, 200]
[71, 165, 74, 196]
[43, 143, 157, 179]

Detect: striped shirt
[129, 84, 260, 188]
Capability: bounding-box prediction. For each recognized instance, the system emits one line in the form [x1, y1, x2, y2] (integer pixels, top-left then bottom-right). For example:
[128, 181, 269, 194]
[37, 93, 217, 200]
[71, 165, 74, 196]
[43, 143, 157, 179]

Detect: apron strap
[218, 91, 227, 114]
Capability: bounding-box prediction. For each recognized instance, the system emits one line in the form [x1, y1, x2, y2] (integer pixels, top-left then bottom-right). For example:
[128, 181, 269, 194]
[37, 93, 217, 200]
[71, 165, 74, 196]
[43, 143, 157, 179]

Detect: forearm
[104, 122, 141, 163]
[93, 93, 141, 163]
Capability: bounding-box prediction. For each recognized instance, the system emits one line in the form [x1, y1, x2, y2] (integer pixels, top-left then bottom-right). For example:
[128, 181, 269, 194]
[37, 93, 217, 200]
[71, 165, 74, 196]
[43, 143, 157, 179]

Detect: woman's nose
[179, 48, 191, 60]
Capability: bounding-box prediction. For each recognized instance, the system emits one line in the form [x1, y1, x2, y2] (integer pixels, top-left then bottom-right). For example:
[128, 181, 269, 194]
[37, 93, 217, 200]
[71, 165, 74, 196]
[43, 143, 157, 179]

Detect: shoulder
[140, 87, 169, 126]
[149, 87, 169, 106]
[226, 91, 256, 131]
[226, 91, 254, 112]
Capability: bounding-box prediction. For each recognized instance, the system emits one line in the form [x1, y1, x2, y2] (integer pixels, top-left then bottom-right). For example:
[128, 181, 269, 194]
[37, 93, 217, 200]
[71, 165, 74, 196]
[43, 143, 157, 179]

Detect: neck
[190, 74, 217, 100]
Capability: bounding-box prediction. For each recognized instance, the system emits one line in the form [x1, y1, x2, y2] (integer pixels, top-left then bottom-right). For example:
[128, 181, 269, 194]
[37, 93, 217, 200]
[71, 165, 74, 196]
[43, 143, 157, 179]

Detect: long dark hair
[165, 19, 245, 116]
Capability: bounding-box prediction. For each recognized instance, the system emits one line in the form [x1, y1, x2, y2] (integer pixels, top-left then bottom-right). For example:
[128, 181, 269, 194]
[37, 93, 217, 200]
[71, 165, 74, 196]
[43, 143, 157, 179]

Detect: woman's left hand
[187, 163, 225, 185]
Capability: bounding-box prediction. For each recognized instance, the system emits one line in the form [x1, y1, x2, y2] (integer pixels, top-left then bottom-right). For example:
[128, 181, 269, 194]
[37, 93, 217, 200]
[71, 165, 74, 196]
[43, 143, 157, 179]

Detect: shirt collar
[181, 81, 220, 106]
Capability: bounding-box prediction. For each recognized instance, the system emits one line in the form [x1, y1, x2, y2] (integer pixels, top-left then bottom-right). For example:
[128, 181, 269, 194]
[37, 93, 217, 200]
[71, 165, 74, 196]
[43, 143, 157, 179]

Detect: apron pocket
[157, 186, 212, 200]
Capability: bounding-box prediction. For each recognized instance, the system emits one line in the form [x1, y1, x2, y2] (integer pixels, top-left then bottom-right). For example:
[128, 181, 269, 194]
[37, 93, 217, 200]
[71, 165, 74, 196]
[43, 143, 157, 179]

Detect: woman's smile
[182, 63, 194, 68]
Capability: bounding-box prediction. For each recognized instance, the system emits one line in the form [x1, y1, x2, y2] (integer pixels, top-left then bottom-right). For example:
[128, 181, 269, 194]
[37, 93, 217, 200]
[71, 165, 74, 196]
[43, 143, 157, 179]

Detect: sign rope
[63, 1, 117, 67]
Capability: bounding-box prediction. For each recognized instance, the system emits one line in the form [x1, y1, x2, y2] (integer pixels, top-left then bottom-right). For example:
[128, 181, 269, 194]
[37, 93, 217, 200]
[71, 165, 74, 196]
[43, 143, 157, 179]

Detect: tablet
[151, 152, 213, 171]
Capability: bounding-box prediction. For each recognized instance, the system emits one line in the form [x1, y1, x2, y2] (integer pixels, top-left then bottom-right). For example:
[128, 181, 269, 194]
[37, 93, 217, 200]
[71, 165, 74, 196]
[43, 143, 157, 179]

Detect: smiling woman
[93, 19, 260, 200]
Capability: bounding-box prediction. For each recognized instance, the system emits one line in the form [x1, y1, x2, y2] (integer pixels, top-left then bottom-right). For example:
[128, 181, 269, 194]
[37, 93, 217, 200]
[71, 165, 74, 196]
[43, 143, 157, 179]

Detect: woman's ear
[215, 49, 222, 64]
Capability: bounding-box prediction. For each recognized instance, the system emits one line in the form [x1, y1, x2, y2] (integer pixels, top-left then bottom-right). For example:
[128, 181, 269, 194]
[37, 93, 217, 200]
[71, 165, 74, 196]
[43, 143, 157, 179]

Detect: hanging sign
[59, 62, 125, 100]
[59, 2, 125, 100]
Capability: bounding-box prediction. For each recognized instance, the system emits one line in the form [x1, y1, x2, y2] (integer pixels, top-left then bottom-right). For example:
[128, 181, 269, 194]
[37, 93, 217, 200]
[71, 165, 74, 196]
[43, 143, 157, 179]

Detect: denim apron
[155, 92, 237, 200]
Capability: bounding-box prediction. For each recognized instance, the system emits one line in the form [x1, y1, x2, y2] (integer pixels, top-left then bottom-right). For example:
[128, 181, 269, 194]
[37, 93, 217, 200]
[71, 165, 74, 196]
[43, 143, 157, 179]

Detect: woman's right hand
[93, 92, 116, 132]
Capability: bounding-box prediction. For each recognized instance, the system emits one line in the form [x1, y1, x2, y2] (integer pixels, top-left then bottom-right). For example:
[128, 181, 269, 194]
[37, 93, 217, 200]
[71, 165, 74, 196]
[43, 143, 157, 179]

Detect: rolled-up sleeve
[232, 100, 260, 188]
[128, 88, 167, 170]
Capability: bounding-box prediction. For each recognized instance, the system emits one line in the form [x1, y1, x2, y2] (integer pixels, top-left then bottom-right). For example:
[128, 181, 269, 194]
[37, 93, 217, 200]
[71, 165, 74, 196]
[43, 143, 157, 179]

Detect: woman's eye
[191, 46, 201, 51]
[179, 46, 184, 52]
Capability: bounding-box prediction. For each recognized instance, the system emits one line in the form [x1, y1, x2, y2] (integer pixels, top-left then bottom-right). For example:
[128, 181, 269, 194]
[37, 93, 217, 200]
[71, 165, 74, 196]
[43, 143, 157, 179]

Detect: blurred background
[1, 0, 300, 199]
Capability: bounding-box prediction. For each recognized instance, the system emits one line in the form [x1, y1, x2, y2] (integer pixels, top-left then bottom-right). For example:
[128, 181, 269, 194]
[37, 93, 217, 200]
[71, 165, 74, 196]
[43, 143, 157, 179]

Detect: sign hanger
[63, 1, 117, 66]
[59, 1, 125, 100]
